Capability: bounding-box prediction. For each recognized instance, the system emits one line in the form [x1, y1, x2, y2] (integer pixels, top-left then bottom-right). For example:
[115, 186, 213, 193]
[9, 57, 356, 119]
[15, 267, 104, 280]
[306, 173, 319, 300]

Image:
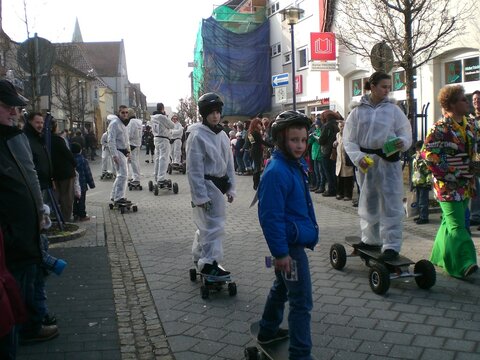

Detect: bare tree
[176, 96, 197, 124]
[335, 0, 473, 125]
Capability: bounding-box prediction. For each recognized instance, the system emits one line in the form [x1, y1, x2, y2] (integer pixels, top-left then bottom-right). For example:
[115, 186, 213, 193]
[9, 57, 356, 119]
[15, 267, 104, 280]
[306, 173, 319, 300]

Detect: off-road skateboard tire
[244, 346, 259, 360]
[132, 205, 138, 212]
[109, 203, 114, 210]
[173, 183, 179, 194]
[201, 285, 209, 299]
[120, 206, 125, 214]
[369, 263, 390, 295]
[154, 185, 159, 196]
[330, 243, 347, 270]
[228, 282, 237, 296]
[189, 268, 197, 282]
[414, 259, 436, 289]
[148, 180, 153, 192]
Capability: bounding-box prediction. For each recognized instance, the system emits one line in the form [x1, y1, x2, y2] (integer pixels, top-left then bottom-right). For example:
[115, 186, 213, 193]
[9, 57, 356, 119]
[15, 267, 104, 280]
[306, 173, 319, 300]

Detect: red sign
[295, 75, 302, 94]
[310, 32, 336, 61]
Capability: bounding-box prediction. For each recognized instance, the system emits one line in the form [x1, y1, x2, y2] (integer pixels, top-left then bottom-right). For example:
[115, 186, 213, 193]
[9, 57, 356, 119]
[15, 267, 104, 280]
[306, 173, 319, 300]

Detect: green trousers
[431, 199, 477, 278]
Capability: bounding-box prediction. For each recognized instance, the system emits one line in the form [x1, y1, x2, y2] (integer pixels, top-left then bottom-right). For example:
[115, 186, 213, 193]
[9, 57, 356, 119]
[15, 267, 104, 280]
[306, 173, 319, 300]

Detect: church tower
[72, 17, 83, 43]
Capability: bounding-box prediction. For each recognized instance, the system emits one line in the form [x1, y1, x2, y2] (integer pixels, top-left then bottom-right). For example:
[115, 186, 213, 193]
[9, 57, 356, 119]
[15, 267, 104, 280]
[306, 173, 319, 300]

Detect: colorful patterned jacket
[412, 153, 432, 188]
[421, 116, 475, 202]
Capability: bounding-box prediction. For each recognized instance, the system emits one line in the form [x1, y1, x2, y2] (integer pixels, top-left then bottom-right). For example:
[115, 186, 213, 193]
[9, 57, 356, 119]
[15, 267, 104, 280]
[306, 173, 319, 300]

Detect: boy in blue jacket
[257, 111, 319, 360]
[71, 142, 95, 221]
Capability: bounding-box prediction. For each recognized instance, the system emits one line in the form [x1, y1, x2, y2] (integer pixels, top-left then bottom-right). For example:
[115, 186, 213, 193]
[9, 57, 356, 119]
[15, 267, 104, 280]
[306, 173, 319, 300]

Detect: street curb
[104, 205, 175, 360]
[48, 223, 87, 243]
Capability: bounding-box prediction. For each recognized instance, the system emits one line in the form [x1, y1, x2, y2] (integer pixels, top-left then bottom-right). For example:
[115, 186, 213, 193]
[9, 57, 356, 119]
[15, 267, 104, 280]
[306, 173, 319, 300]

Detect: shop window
[464, 57, 480, 82]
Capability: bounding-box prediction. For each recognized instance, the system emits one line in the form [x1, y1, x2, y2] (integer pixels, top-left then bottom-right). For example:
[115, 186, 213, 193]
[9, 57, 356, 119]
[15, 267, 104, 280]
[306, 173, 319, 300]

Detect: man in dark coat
[318, 110, 342, 197]
[0, 80, 58, 357]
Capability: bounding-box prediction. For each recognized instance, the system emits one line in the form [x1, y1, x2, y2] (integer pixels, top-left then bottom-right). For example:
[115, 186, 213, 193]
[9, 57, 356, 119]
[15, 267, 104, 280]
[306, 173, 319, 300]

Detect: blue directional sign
[272, 73, 289, 87]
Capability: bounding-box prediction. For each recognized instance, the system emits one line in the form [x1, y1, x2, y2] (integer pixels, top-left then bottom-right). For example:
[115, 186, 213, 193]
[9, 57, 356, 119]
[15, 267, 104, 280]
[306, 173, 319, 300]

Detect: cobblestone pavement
[19, 157, 480, 359]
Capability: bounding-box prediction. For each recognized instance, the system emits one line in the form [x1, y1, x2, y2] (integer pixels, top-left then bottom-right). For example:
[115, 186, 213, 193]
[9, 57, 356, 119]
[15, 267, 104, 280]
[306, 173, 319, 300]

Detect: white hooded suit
[186, 122, 236, 270]
[343, 96, 412, 252]
[151, 113, 174, 182]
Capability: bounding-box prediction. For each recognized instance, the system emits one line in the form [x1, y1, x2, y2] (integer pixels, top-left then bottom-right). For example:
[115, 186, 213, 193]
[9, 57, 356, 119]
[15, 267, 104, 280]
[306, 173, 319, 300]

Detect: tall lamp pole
[281, 7, 304, 111]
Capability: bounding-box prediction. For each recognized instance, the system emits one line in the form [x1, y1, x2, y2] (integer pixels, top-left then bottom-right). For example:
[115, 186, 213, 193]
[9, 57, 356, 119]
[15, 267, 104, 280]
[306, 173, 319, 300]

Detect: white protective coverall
[343, 96, 412, 252]
[170, 121, 184, 164]
[107, 115, 130, 201]
[100, 131, 114, 175]
[127, 117, 143, 182]
[151, 113, 174, 182]
[186, 122, 236, 270]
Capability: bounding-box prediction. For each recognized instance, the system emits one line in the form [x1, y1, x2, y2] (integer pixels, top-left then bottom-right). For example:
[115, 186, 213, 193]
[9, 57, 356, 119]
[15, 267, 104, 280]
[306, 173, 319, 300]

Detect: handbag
[404, 190, 419, 218]
[0, 228, 27, 337]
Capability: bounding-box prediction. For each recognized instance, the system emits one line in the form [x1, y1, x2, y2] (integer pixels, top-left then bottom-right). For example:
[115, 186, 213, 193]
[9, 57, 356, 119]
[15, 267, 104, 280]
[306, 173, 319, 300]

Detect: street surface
[20, 154, 480, 359]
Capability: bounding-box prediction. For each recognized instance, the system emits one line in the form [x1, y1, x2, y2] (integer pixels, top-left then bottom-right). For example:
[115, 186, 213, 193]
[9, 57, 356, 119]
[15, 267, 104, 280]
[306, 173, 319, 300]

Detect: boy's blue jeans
[416, 186, 430, 220]
[259, 246, 312, 360]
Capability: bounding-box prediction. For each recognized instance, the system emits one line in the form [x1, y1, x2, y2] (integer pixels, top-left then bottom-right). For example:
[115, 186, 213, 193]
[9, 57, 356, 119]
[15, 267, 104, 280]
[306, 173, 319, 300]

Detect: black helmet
[198, 92, 224, 119]
[271, 110, 311, 142]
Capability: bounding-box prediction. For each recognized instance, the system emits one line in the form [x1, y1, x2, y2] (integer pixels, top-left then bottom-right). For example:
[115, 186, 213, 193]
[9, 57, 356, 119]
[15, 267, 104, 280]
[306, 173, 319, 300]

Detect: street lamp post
[281, 7, 304, 111]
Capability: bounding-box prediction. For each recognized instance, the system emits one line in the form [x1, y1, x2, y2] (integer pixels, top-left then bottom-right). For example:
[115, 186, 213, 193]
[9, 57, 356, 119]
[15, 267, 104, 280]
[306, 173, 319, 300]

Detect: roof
[81, 42, 123, 77]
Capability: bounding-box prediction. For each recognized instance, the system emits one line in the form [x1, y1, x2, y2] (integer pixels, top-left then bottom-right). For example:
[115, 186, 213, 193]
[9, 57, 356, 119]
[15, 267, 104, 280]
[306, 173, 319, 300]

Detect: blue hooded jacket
[258, 150, 319, 258]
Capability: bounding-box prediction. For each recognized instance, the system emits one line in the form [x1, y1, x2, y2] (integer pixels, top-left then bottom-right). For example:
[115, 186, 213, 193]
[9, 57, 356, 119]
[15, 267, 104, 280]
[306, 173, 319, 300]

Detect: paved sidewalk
[17, 158, 480, 360]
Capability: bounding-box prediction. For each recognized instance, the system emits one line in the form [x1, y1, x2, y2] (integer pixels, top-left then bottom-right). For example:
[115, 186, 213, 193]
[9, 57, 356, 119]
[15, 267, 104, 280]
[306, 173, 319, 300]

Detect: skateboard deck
[248, 321, 289, 360]
[345, 236, 414, 266]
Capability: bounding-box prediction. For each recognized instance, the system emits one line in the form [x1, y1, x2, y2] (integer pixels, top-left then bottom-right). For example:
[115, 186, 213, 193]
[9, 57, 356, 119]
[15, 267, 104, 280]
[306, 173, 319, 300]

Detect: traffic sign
[272, 73, 289, 87]
[275, 86, 287, 103]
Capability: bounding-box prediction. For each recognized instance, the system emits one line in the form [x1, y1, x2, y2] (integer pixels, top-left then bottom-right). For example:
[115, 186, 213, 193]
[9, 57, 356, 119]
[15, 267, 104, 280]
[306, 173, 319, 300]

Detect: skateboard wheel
[369, 263, 390, 295]
[139, 185, 143, 191]
[244, 346, 259, 360]
[414, 259, 436, 290]
[132, 205, 138, 212]
[129, 186, 132, 191]
[120, 206, 125, 214]
[330, 243, 347, 270]
[200, 285, 209, 299]
[148, 180, 153, 192]
[167, 164, 172, 174]
[189, 268, 197, 282]
[173, 183, 179, 194]
[167, 179, 172, 187]
[109, 203, 113, 210]
[154, 185, 159, 196]
[228, 282, 237, 296]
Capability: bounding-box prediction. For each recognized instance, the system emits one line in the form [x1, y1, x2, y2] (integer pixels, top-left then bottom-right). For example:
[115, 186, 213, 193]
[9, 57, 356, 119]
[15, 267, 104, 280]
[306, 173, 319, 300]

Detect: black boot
[253, 172, 261, 190]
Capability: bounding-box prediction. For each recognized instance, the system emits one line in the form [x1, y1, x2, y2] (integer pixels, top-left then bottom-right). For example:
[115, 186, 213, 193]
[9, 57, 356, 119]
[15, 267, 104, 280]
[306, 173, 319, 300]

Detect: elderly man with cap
[185, 92, 236, 278]
[0, 80, 58, 358]
[126, 108, 143, 185]
[151, 102, 174, 185]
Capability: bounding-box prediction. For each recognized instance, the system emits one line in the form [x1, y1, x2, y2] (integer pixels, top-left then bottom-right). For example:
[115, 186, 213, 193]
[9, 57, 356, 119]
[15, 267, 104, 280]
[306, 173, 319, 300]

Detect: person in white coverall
[343, 71, 412, 261]
[126, 108, 143, 183]
[151, 102, 174, 183]
[186, 92, 236, 277]
[170, 114, 183, 165]
[100, 130, 115, 177]
[107, 105, 131, 203]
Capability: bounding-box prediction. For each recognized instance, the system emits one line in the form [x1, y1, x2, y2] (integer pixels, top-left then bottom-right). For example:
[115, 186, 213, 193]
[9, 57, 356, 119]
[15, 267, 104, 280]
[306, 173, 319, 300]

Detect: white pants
[191, 181, 226, 271]
[171, 138, 182, 164]
[101, 147, 114, 174]
[154, 137, 171, 182]
[129, 146, 141, 182]
[357, 156, 404, 252]
[110, 153, 129, 201]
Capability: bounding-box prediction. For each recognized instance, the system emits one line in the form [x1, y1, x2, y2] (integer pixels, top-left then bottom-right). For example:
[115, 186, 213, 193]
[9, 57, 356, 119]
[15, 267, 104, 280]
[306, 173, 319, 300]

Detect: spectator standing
[318, 110, 341, 197]
[71, 142, 95, 221]
[308, 117, 324, 193]
[70, 130, 85, 151]
[247, 117, 273, 190]
[334, 120, 354, 201]
[0, 80, 58, 357]
[84, 129, 97, 160]
[143, 125, 155, 163]
[50, 119, 76, 222]
[469, 90, 480, 227]
[412, 140, 432, 224]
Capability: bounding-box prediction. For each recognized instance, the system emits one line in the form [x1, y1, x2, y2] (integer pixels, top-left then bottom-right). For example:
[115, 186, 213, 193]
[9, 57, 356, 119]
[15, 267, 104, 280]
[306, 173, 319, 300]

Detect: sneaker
[353, 242, 381, 251]
[464, 264, 478, 278]
[42, 314, 57, 326]
[315, 188, 325, 194]
[309, 187, 318, 192]
[336, 195, 344, 200]
[21, 325, 59, 344]
[145, 159, 150, 163]
[79, 216, 90, 222]
[378, 249, 399, 261]
[201, 261, 230, 278]
[415, 218, 429, 225]
[343, 197, 352, 201]
[257, 328, 289, 344]
[322, 192, 336, 197]
[115, 198, 130, 205]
